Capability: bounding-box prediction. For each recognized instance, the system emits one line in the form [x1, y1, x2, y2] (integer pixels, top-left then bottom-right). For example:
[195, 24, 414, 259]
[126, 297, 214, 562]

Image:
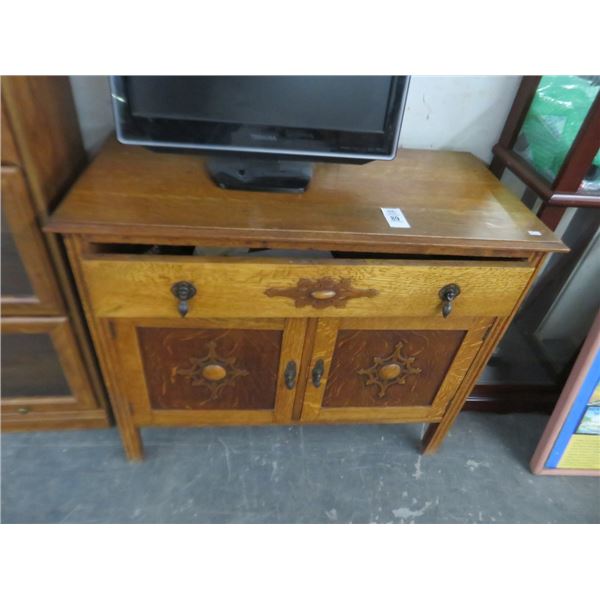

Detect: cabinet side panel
[2, 76, 86, 214]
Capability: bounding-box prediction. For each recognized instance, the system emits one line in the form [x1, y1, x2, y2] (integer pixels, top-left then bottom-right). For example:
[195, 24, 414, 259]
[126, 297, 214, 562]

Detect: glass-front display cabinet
[477, 76, 600, 409]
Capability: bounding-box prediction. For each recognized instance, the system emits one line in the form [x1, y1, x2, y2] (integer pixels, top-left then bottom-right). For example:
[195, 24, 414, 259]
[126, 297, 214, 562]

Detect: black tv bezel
[110, 76, 410, 162]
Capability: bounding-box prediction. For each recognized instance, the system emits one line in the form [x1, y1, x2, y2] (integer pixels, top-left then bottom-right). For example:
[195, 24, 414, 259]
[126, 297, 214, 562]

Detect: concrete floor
[2, 412, 599, 523]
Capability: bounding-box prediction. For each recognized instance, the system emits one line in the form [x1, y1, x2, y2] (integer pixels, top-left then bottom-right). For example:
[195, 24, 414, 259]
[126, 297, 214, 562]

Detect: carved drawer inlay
[265, 277, 378, 309]
[174, 341, 249, 401]
[357, 341, 422, 398]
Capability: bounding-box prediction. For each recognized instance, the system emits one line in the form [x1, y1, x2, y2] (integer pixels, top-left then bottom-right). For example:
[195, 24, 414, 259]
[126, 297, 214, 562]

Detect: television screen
[128, 76, 393, 133]
[112, 76, 410, 162]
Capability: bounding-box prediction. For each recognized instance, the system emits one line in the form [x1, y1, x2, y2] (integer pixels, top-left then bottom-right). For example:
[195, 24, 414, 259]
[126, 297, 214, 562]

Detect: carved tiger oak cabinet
[46, 139, 567, 460]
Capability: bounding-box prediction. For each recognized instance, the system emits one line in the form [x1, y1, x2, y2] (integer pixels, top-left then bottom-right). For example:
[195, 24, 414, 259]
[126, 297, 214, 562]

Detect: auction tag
[381, 207, 410, 228]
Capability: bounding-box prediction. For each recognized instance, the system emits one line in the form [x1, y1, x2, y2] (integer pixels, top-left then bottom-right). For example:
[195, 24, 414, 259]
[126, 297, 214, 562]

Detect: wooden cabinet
[1, 77, 109, 431]
[75, 250, 524, 431]
[47, 139, 567, 460]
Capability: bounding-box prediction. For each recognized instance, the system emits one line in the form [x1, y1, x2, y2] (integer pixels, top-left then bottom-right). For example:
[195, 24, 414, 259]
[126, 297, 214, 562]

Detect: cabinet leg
[119, 424, 144, 461]
[421, 422, 445, 455]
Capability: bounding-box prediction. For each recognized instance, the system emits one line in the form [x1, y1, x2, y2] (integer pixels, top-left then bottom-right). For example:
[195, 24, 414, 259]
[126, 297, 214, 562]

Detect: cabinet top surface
[47, 138, 566, 257]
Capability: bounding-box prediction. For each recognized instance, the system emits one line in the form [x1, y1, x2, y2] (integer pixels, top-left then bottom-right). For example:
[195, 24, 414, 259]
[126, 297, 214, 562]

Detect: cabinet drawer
[80, 254, 533, 319]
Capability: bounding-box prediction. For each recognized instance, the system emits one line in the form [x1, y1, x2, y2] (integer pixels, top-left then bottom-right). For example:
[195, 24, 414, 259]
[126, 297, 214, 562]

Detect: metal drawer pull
[18, 407, 30, 415]
[312, 359, 324, 388]
[171, 281, 197, 317]
[284, 360, 297, 390]
[439, 283, 461, 318]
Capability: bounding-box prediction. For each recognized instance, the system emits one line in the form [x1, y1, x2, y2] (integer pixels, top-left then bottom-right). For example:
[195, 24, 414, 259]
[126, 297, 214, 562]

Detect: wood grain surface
[300, 316, 490, 424]
[421, 252, 548, 453]
[49, 135, 568, 459]
[1, 77, 110, 433]
[1, 105, 20, 166]
[78, 255, 533, 319]
[1, 77, 86, 215]
[323, 329, 465, 408]
[46, 138, 566, 257]
[138, 327, 282, 410]
[2, 409, 109, 431]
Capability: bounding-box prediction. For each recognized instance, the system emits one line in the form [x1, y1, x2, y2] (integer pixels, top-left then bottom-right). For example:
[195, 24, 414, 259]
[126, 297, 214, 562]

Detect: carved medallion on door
[323, 329, 466, 408]
[175, 340, 249, 402]
[357, 341, 423, 398]
[137, 328, 282, 410]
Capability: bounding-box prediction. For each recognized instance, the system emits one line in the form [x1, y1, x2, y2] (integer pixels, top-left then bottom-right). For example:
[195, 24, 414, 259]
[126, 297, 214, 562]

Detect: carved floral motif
[357, 341, 422, 398]
[265, 277, 378, 309]
[175, 341, 248, 401]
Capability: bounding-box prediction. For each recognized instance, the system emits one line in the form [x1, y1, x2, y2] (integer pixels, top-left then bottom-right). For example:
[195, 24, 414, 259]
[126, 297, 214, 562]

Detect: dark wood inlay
[265, 277, 378, 309]
[138, 327, 282, 410]
[357, 341, 422, 398]
[175, 340, 249, 402]
[323, 329, 465, 408]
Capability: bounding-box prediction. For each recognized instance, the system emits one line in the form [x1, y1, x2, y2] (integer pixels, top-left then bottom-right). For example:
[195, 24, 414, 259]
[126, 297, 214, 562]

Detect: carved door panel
[301, 317, 492, 423]
[107, 318, 306, 427]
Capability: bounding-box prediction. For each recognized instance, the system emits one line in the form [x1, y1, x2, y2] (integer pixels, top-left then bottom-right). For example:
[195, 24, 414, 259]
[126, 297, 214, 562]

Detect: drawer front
[80, 256, 533, 320]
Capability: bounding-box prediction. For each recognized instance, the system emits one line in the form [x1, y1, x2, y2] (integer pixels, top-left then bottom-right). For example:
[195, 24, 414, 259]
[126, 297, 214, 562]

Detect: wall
[69, 76, 113, 156]
[400, 76, 520, 162]
[69, 76, 521, 162]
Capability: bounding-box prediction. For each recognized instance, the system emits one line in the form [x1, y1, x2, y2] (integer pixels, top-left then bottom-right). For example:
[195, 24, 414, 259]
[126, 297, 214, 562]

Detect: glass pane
[513, 76, 600, 185]
[1, 332, 71, 397]
[1, 204, 34, 296]
[480, 206, 600, 386]
[580, 148, 600, 194]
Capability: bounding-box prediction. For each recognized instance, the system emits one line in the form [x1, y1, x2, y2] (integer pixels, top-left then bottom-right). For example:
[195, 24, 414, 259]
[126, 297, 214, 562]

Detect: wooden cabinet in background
[1, 76, 109, 430]
[47, 140, 566, 460]
[1, 168, 64, 315]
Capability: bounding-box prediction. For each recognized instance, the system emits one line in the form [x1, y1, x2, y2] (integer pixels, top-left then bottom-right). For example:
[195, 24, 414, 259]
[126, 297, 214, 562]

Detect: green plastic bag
[516, 76, 600, 184]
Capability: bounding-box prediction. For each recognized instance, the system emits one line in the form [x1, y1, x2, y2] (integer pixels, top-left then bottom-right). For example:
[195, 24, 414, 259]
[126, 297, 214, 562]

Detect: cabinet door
[1, 168, 64, 315]
[301, 317, 492, 423]
[1, 105, 20, 166]
[1, 317, 98, 415]
[106, 317, 306, 426]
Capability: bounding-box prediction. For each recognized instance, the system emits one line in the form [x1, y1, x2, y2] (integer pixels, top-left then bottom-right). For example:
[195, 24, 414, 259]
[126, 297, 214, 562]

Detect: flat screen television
[110, 76, 410, 192]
